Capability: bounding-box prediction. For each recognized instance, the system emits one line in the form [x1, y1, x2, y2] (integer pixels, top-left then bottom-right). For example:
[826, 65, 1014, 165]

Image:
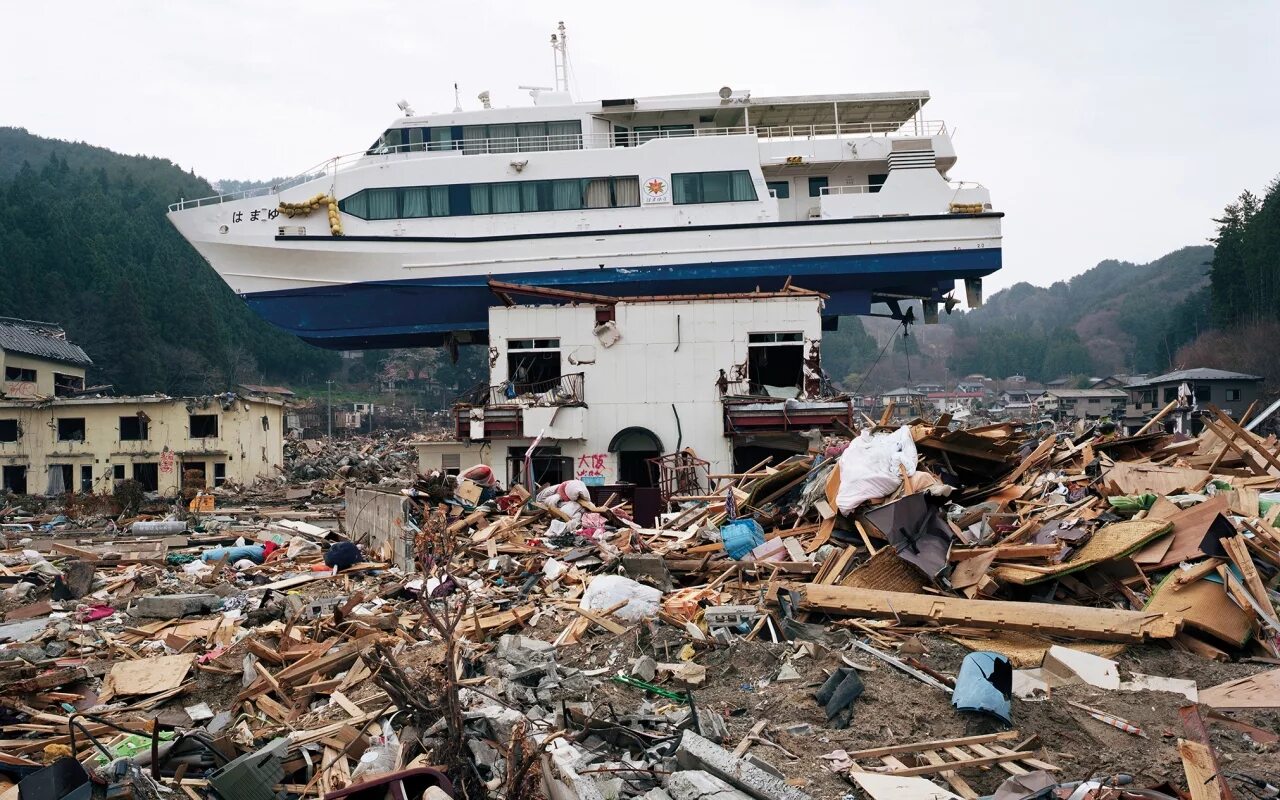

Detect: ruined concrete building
[0, 317, 284, 495]
[416, 284, 853, 497]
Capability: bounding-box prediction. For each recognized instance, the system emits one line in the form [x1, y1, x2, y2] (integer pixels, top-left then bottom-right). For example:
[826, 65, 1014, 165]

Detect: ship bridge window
[338, 176, 638, 220]
[461, 120, 582, 154]
[633, 124, 694, 145]
[766, 181, 790, 199]
[672, 170, 757, 205]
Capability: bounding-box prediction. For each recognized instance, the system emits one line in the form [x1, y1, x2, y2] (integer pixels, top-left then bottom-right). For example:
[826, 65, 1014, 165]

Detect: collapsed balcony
[453, 372, 585, 440]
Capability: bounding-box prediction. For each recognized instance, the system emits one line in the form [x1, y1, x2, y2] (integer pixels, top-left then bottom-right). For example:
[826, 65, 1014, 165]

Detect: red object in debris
[461, 464, 497, 487]
[81, 605, 114, 622]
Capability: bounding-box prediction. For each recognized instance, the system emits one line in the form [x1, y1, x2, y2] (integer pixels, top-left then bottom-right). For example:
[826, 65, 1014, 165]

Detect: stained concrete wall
[345, 486, 416, 572]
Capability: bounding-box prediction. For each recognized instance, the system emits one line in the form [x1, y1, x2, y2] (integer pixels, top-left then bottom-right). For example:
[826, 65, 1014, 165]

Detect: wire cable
[852, 320, 907, 396]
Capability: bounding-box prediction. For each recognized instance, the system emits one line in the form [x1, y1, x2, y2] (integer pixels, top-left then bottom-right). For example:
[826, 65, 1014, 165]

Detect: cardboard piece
[1145, 574, 1253, 648]
[100, 653, 195, 700]
[851, 772, 963, 800]
[1133, 494, 1229, 570]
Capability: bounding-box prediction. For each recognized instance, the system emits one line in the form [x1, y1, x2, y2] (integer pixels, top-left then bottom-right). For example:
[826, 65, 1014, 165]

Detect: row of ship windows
[338, 170, 758, 220]
[368, 121, 705, 155]
[370, 120, 585, 155]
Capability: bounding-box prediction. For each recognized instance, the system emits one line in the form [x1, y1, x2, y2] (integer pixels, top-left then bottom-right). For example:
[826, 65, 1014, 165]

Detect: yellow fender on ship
[278, 192, 343, 236]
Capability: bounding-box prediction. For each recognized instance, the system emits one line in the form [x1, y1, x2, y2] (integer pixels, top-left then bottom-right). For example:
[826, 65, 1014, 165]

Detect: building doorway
[2, 465, 27, 494]
[609, 427, 663, 487]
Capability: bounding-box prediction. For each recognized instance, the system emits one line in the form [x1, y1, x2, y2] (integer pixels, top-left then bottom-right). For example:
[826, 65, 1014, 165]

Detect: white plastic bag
[835, 426, 918, 515]
[581, 575, 662, 622]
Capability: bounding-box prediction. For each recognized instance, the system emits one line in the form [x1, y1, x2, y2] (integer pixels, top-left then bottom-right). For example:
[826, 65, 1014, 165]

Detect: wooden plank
[571, 605, 627, 635]
[1178, 739, 1226, 800]
[921, 750, 978, 799]
[798, 585, 1181, 642]
[843, 731, 1019, 760]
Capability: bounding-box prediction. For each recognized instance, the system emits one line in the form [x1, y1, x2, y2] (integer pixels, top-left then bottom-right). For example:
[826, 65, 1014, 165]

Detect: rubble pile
[284, 433, 420, 486]
[2, 406, 1280, 799]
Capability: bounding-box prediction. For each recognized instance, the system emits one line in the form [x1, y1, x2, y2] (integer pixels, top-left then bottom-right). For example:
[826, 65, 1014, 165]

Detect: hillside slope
[0, 127, 337, 394]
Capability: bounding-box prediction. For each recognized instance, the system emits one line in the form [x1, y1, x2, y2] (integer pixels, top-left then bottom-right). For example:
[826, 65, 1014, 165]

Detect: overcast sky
[3, 0, 1278, 291]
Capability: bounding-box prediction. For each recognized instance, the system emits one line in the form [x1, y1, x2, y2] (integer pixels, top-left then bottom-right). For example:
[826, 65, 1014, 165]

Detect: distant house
[1044, 377, 1072, 389]
[1040, 388, 1127, 420]
[1093, 374, 1147, 390]
[956, 380, 986, 395]
[1123, 368, 1263, 433]
[882, 386, 926, 405]
[914, 382, 945, 394]
[999, 389, 1034, 406]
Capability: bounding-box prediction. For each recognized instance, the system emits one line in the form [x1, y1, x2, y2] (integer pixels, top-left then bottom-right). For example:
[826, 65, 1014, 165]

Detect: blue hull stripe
[244, 249, 1000, 348]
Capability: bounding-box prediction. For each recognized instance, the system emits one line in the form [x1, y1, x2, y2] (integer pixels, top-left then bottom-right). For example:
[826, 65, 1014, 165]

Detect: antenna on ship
[453, 82, 462, 113]
[551, 21, 569, 93]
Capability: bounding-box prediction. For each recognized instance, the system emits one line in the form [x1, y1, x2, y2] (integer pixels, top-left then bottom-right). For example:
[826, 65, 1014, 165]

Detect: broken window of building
[506, 445, 571, 487]
[189, 414, 218, 438]
[119, 415, 149, 441]
[214, 462, 227, 487]
[2, 465, 26, 494]
[4, 366, 35, 382]
[132, 462, 159, 491]
[80, 465, 92, 493]
[747, 332, 805, 397]
[506, 338, 562, 396]
[441, 452, 462, 476]
[0, 419, 18, 442]
[53, 372, 85, 397]
[112, 464, 125, 482]
[57, 417, 86, 442]
[1194, 384, 1211, 403]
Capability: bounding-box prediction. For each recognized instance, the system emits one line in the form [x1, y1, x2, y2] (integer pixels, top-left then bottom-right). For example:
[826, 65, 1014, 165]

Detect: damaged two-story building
[415, 284, 853, 498]
[0, 317, 286, 496]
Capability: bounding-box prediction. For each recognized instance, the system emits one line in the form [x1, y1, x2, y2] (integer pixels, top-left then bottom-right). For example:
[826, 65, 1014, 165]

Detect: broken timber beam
[795, 585, 1181, 643]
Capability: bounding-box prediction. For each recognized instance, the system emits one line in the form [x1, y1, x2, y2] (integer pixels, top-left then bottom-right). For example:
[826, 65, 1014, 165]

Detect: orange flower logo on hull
[645, 178, 667, 196]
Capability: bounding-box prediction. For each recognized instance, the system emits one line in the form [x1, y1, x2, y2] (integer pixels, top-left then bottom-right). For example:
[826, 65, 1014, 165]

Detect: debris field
[2, 408, 1280, 800]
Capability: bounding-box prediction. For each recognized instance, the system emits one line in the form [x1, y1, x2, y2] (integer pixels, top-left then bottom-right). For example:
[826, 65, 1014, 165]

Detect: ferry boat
[167, 24, 1001, 349]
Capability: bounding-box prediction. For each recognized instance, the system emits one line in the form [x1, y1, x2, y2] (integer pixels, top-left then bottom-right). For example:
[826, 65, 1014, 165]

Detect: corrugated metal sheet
[0, 317, 92, 367]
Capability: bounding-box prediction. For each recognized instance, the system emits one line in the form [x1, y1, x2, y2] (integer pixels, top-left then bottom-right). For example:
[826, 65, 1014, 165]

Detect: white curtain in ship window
[429, 186, 450, 216]
[488, 124, 518, 154]
[407, 127, 425, 152]
[366, 188, 399, 219]
[429, 127, 454, 151]
[585, 178, 611, 209]
[491, 183, 521, 213]
[401, 187, 431, 218]
[613, 177, 640, 207]
[729, 171, 756, 201]
[470, 185, 491, 214]
[552, 180, 582, 210]
[341, 192, 369, 218]
[672, 173, 702, 204]
[518, 122, 548, 152]
[547, 120, 581, 150]
[520, 182, 542, 212]
[462, 125, 487, 155]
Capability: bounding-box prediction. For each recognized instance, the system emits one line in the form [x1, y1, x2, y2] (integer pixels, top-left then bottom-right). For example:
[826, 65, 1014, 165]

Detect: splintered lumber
[796, 585, 1181, 642]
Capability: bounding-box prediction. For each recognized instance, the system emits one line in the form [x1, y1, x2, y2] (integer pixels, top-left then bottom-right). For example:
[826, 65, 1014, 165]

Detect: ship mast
[551, 21, 568, 93]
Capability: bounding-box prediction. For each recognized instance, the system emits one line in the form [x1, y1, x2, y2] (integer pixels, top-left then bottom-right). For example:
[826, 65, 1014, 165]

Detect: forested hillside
[0, 127, 338, 394]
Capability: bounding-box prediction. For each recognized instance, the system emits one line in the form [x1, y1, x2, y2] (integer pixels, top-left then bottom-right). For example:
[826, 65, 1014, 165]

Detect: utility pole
[326, 380, 333, 440]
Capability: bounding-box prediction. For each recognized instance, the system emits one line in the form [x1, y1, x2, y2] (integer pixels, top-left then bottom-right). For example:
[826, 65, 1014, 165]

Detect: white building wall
[488, 295, 823, 482]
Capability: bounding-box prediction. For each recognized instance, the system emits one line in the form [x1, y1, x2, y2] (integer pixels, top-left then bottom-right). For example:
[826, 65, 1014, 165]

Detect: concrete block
[133, 593, 218, 619]
[674, 730, 812, 800]
[667, 770, 752, 800]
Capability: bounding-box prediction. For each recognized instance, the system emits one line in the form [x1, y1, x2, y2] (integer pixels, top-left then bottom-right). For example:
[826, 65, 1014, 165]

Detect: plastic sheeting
[835, 426, 918, 515]
[581, 575, 662, 622]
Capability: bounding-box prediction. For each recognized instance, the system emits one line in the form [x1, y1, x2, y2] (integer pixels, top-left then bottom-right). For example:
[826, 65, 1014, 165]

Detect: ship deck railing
[169, 120, 948, 211]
